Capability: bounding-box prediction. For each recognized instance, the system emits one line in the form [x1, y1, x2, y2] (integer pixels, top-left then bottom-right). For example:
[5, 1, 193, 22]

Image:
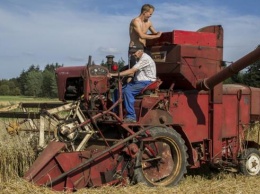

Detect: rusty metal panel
[221, 95, 238, 137]
[213, 84, 223, 104]
[151, 44, 222, 90]
[222, 84, 251, 95]
[180, 46, 221, 88]
[55, 151, 91, 190]
[211, 103, 223, 161]
[169, 92, 209, 142]
[150, 45, 181, 64]
[55, 66, 85, 101]
[147, 29, 217, 47]
[148, 25, 223, 91]
[222, 85, 251, 137]
[24, 141, 66, 182]
[250, 87, 260, 120]
[197, 25, 223, 48]
[139, 109, 173, 125]
[173, 30, 217, 47]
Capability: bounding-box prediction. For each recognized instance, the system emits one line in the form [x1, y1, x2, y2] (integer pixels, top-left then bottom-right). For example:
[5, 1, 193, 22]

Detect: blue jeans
[122, 80, 152, 120]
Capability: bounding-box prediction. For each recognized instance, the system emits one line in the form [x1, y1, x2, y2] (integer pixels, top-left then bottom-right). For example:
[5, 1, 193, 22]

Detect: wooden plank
[0, 112, 41, 119]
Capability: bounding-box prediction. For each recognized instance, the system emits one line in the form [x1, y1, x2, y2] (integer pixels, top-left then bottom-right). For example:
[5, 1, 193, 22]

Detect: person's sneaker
[123, 118, 137, 123]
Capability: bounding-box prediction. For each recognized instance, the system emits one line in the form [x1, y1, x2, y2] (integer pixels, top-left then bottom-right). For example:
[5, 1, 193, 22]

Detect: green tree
[6, 80, 21, 95]
[28, 64, 41, 72]
[100, 60, 105, 66]
[7, 80, 15, 89]
[224, 73, 244, 84]
[44, 63, 62, 72]
[0, 78, 20, 95]
[0, 84, 10, 95]
[243, 61, 260, 87]
[50, 76, 58, 98]
[18, 65, 41, 95]
[24, 71, 43, 96]
[12, 87, 21, 96]
[42, 63, 61, 98]
[17, 63, 61, 97]
[17, 70, 28, 95]
[42, 70, 57, 98]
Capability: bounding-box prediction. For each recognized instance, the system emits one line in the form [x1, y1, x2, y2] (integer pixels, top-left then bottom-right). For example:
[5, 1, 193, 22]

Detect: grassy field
[0, 95, 59, 107]
[1, 174, 260, 194]
[1, 96, 260, 193]
[2, 162, 260, 194]
[0, 96, 58, 101]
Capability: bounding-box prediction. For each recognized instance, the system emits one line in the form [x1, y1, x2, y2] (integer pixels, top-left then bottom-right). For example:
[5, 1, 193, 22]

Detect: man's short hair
[141, 4, 155, 13]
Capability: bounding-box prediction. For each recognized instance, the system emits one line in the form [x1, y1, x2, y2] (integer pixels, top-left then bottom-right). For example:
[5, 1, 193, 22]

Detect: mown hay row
[2, 174, 260, 194]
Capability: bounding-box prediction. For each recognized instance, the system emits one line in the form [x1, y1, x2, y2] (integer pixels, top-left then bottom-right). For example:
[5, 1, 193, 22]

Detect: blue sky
[1, 0, 260, 79]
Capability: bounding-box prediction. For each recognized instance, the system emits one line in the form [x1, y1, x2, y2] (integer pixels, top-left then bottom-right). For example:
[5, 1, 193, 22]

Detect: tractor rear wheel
[239, 148, 260, 176]
[133, 127, 188, 187]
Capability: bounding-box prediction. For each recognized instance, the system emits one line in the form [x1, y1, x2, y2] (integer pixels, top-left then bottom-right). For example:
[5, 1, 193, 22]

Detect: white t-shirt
[133, 53, 156, 82]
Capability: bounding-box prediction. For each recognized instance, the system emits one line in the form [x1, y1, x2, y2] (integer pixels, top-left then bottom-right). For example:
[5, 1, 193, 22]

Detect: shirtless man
[128, 4, 162, 69]
[129, 4, 162, 50]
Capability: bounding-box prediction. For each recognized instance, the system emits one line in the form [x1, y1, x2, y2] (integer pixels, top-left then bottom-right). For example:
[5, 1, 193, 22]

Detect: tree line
[224, 60, 260, 87]
[0, 58, 126, 98]
[0, 63, 62, 98]
[0, 59, 259, 98]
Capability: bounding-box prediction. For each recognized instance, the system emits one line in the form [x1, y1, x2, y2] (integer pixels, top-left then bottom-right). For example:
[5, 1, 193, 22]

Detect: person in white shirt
[109, 47, 156, 122]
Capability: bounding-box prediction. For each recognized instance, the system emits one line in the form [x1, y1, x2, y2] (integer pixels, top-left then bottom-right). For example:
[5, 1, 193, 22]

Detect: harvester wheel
[239, 148, 260, 176]
[133, 127, 188, 187]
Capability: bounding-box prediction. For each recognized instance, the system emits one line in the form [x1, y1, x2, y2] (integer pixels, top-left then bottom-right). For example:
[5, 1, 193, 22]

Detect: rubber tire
[239, 148, 260, 176]
[133, 127, 188, 187]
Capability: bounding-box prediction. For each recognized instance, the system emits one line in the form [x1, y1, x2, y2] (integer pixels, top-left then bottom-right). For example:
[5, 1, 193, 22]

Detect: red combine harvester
[24, 25, 260, 191]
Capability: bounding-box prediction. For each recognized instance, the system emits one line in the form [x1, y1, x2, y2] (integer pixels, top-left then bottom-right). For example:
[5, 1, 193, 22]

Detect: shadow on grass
[185, 164, 238, 180]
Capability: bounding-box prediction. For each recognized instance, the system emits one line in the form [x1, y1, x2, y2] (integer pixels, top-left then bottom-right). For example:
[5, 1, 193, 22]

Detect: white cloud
[0, 5, 130, 78]
[0, 1, 260, 79]
[153, 3, 260, 62]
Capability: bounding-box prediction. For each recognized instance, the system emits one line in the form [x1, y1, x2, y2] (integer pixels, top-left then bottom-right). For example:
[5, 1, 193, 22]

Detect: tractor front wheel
[239, 148, 260, 176]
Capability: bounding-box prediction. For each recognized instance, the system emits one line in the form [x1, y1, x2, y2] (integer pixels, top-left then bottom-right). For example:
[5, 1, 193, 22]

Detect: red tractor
[24, 25, 260, 191]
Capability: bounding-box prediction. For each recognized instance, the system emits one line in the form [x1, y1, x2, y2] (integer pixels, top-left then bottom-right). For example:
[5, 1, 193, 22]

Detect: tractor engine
[56, 65, 110, 107]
